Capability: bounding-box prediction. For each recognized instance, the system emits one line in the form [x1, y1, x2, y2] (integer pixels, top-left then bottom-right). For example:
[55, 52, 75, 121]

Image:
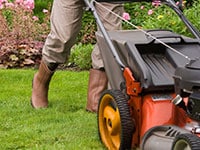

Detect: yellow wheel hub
[98, 90, 134, 150]
[98, 94, 121, 150]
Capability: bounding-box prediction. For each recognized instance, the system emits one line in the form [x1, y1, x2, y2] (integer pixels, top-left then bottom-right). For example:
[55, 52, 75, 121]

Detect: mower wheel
[97, 89, 134, 150]
[172, 133, 200, 150]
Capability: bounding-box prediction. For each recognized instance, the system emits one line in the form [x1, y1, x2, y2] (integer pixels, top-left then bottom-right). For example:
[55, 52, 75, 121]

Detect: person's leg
[31, 0, 84, 108]
[86, 2, 124, 112]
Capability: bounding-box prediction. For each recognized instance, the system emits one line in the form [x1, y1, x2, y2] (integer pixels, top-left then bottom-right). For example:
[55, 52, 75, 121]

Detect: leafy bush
[68, 43, 94, 70]
[33, 0, 52, 22]
[184, 0, 200, 35]
[123, 1, 199, 38]
[123, 2, 153, 29]
[142, 4, 189, 35]
[141, 5, 190, 37]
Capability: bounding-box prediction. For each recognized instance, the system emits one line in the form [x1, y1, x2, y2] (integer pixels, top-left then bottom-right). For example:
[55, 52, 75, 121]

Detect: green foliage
[141, 5, 188, 37]
[184, 0, 200, 34]
[34, 0, 53, 22]
[124, 1, 200, 38]
[1, 8, 13, 28]
[69, 43, 94, 70]
[123, 2, 152, 29]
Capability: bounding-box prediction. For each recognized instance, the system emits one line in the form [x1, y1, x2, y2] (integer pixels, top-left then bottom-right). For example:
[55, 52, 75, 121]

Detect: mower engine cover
[174, 58, 200, 95]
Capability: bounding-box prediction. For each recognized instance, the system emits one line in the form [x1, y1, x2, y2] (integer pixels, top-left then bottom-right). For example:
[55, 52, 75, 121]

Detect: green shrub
[68, 43, 94, 70]
[34, 0, 53, 22]
[123, 2, 152, 29]
[125, 0, 200, 36]
[184, 0, 200, 35]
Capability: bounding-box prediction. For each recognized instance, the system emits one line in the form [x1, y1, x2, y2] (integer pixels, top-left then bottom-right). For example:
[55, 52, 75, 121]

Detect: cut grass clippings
[0, 69, 105, 150]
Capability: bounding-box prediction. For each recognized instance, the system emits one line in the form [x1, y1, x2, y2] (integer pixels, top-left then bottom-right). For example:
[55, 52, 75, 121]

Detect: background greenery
[1, 1, 199, 70]
[33, 0, 53, 21]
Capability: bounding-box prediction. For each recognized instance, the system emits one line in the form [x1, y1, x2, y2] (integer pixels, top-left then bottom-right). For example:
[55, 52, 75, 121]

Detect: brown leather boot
[31, 61, 54, 108]
[86, 68, 108, 113]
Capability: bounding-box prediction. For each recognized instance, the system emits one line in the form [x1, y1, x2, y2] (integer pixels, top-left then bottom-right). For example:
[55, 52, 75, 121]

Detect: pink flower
[123, 12, 131, 21]
[32, 16, 39, 21]
[5, 2, 15, 8]
[148, 9, 153, 15]
[0, 0, 7, 7]
[42, 9, 48, 13]
[23, 0, 34, 10]
[140, 5, 144, 10]
[0, 0, 7, 3]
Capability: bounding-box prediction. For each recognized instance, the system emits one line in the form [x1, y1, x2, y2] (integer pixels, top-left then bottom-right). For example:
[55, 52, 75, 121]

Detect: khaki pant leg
[42, 0, 84, 66]
[91, 2, 124, 69]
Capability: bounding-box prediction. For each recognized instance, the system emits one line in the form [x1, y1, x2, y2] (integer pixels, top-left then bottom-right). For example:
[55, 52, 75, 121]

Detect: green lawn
[0, 69, 105, 150]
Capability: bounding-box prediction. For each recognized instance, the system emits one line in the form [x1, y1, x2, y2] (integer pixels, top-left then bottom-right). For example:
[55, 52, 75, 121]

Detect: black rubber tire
[172, 133, 200, 150]
[97, 89, 135, 150]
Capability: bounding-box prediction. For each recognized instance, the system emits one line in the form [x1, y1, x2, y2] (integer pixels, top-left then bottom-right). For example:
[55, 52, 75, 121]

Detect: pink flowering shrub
[0, 0, 50, 68]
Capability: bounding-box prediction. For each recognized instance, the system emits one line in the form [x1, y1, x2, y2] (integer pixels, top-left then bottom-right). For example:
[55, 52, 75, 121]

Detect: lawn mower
[84, 0, 200, 149]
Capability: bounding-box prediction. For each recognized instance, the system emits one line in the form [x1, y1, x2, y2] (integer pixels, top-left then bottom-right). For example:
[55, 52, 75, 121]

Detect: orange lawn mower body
[84, 0, 200, 149]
